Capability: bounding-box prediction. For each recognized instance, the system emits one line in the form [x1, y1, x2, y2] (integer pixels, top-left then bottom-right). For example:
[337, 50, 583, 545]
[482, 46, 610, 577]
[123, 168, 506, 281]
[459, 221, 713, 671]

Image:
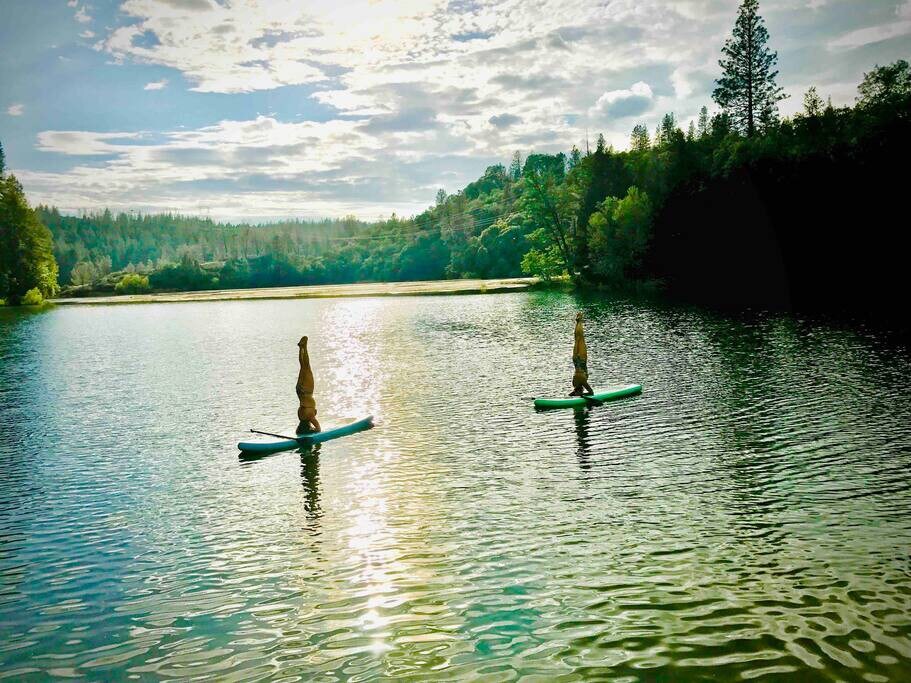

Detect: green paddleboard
[534, 383, 642, 409]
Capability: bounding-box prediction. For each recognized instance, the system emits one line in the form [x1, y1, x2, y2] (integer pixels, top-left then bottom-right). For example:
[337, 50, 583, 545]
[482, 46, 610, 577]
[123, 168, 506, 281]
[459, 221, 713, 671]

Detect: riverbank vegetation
[0, 144, 59, 305]
[2, 0, 908, 318]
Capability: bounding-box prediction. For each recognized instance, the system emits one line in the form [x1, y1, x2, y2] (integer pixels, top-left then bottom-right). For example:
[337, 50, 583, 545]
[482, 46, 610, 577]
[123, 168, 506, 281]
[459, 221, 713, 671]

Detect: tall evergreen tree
[509, 151, 523, 181]
[0, 141, 5, 176]
[803, 86, 824, 117]
[656, 113, 678, 145]
[630, 124, 650, 151]
[713, 0, 786, 136]
[697, 106, 710, 138]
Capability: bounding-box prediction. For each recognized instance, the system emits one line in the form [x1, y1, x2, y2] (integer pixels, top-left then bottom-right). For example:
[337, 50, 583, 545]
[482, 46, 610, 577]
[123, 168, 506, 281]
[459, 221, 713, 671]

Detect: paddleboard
[534, 384, 642, 409]
[238, 416, 374, 453]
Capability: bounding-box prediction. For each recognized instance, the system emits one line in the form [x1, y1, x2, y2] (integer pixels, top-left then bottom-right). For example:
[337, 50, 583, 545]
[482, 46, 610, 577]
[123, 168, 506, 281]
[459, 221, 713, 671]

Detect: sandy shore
[51, 277, 539, 306]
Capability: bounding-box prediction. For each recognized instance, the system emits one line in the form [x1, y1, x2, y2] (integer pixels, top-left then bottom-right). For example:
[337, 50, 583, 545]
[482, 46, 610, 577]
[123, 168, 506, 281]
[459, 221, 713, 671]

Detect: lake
[1, 291, 910, 681]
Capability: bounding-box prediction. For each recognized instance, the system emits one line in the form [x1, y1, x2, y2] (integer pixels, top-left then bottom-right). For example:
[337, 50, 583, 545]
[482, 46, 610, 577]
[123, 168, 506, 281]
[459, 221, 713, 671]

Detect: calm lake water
[1, 292, 910, 681]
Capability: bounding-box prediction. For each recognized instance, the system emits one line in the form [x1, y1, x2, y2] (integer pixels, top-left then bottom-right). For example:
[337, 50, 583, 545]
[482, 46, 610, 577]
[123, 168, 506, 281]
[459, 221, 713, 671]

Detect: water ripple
[1, 295, 910, 680]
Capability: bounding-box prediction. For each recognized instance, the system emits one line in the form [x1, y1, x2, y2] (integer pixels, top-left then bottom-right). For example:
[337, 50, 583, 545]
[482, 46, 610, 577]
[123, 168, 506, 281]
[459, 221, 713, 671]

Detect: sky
[1, 0, 909, 222]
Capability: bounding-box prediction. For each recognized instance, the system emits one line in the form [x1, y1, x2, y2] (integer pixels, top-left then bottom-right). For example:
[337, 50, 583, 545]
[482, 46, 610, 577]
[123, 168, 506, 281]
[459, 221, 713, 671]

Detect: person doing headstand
[296, 336, 321, 434]
[569, 312, 595, 396]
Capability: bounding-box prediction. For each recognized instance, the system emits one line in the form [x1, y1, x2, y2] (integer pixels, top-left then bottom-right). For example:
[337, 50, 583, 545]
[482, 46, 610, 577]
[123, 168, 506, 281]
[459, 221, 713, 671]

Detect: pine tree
[803, 86, 824, 117]
[630, 124, 650, 151]
[697, 106, 710, 138]
[568, 145, 582, 169]
[0, 140, 5, 176]
[687, 121, 696, 141]
[596, 133, 606, 154]
[509, 151, 522, 181]
[658, 113, 678, 145]
[713, 0, 786, 136]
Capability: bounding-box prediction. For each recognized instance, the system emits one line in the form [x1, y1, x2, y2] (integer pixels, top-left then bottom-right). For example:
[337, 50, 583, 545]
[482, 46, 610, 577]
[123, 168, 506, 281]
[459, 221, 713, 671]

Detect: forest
[1, 0, 909, 317]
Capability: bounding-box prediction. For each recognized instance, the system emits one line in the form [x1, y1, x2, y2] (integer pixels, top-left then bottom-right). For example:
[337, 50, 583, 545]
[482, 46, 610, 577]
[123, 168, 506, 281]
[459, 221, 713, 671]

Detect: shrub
[21, 288, 44, 305]
[114, 273, 150, 295]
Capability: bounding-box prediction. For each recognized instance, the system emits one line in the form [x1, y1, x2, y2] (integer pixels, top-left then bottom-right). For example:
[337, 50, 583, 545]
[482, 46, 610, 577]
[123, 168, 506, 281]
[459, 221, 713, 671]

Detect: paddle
[249, 428, 304, 441]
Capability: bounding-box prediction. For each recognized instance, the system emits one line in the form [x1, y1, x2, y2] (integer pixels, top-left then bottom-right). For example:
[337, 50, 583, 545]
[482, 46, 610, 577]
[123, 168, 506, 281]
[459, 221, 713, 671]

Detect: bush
[520, 245, 565, 280]
[114, 273, 150, 294]
[21, 288, 44, 305]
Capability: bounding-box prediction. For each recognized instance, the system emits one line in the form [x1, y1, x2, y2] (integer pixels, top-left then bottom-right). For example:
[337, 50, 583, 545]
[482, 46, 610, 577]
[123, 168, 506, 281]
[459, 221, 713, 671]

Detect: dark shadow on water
[299, 444, 322, 522]
[573, 407, 592, 472]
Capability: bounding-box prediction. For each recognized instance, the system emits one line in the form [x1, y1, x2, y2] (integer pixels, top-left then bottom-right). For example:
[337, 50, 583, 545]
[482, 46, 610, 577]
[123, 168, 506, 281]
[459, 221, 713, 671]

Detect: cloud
[158, 0, 212, 9]
[36, 130, 144, 155]
[144, 79, 169, 90]
[80, 30, 95, 38]
[828, 1, 911, 50]
[74, 5, 91, 23]
[488, 113, 521, 128]
[11, 0, 909, 219]
[7, 103, 25, 116]
[590, 81, 654, 119]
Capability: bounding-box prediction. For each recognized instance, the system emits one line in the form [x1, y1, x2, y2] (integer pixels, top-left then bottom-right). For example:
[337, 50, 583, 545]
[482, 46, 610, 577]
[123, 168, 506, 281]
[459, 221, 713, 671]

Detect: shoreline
[50, 277, 539, 306]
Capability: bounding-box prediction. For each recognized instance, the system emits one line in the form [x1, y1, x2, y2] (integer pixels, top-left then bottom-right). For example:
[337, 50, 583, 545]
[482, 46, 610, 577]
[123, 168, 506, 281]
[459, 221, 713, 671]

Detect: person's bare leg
[297, 336, 314, 395]
[297, 336, 320, 433]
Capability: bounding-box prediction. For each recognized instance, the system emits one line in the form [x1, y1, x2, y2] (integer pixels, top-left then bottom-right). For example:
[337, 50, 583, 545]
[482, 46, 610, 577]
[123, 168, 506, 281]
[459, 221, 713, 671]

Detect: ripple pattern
[1, 294, 910, 681]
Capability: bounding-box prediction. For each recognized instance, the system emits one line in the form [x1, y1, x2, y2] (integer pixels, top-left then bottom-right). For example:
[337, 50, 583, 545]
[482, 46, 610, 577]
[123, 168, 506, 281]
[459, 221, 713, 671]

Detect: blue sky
[1, 0, 909, 221]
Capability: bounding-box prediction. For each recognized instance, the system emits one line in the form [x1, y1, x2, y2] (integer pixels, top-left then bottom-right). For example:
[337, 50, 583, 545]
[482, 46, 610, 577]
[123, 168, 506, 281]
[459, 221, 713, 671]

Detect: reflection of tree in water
[299, 444, 322, 523]
[573, 407, 592, 472]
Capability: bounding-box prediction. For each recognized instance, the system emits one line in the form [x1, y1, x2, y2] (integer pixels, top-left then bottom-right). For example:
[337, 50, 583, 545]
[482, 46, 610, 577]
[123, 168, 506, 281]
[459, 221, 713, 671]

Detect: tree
[587, 187, 653, 281]
[803, 86, 824, 117]
[857, 60, 911, 109]
[687, 121, 696, 141]
[568, 145, 582, 169]
[697, 106, 710, 138]
[656, 113, 679, 146]
[0, 141, 5, 176]
[519, 153, 577, 277]
[509, 151, 523, 181]
[596, 133, 606, 153]
[630, 123, 650, 151]
[0, 173, 60, 303]
[713, 0, 786, 136]
[70, 261, 98, 286]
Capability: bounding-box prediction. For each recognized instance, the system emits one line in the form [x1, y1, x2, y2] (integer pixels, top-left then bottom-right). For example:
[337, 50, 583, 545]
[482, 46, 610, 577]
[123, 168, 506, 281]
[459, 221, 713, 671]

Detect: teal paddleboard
[534, 384, 642, 409]
[238, 416, 374, 453]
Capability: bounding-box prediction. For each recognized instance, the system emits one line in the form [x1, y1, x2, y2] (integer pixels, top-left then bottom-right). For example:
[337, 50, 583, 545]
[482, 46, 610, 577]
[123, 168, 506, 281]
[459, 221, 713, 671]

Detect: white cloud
[590, 82, 655, 119]
[144, 79, 168, 90]
[15, 0, 909, 219]
[7, 104, 25, 116]
[74, 5, 91, 23]
[36, 130, 143, 155]
[80, 30, 95, 38]
[828, 1, 911, 50]
[67, 0, 78, 6]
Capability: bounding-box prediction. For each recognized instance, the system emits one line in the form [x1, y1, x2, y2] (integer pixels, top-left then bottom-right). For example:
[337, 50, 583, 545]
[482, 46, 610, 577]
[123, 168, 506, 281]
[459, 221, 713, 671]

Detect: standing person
[569, 313, 595, 396]
[296, 336, 321, 434]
